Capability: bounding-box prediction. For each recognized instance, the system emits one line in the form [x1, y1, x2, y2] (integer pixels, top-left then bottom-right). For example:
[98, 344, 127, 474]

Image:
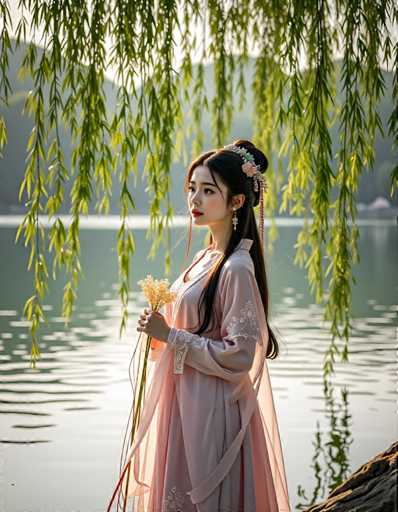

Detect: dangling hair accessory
[223, 144, 268, 250]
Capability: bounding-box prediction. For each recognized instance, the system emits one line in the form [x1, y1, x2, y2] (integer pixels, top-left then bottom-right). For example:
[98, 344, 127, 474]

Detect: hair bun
[232, 139, 268, 174]
[231, 139, 268, 207]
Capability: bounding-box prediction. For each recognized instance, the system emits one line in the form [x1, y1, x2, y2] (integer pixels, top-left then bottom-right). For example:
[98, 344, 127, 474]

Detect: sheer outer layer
[114, 239, 291, 511]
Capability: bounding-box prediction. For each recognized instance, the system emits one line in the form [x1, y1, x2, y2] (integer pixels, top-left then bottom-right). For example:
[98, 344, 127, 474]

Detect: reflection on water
[296, 378, 353, 509]
[0, 223, 396, 511]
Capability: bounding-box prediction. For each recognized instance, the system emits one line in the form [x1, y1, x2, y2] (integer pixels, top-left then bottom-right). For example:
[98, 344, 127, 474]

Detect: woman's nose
[191, 191, 201, 204]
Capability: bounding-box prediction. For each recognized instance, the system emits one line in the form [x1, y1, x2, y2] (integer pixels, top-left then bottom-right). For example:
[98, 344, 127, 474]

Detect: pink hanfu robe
[117, 238, 291, 511]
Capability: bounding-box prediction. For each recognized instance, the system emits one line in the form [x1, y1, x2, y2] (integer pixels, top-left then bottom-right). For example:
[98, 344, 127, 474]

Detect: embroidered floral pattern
[173, 342, 188, 374]
[168, 299, 260, 375]
[163, 485, 186, 511]
[225, 299, 260, 342]
[172, 329, 196, 346]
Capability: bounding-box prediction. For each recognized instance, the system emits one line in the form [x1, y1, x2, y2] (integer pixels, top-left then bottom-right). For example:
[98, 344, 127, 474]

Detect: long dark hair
[183, 139, 279, 359]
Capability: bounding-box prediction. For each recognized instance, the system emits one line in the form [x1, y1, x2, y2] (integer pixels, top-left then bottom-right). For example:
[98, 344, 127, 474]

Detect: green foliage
[0, 0, 396, 373]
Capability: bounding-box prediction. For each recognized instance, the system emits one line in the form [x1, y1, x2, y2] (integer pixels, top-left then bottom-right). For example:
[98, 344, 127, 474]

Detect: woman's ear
[232, 194, 245, 209]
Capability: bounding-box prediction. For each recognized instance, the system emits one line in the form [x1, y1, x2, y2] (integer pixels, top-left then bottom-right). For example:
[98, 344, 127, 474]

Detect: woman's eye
[188, 187, 214, 194]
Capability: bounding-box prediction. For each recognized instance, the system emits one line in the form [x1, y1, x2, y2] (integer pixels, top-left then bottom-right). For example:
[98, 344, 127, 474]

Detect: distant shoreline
[0, 213, 396, 229]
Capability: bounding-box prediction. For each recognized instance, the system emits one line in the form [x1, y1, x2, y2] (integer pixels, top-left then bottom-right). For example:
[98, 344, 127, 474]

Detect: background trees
[0, 1, 396, 372]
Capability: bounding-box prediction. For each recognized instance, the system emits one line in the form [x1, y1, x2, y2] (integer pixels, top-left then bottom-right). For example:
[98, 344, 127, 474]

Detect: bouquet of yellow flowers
[107, 275, 176, 512]
[138, 275, 177, 361]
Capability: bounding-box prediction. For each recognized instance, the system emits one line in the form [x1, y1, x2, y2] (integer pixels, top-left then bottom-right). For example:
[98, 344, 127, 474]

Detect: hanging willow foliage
[0, 1, 396, 374]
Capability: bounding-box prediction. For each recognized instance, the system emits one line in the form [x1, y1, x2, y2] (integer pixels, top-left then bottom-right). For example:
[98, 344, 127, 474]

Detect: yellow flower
[137, 274, 177, 311]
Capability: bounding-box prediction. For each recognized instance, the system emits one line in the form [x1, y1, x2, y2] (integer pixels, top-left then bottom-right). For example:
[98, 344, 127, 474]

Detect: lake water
[0, 217, 396, 511]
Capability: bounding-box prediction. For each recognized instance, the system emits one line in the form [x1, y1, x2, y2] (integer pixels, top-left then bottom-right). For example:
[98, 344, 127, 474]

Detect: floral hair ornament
[223, 144, 267, 250]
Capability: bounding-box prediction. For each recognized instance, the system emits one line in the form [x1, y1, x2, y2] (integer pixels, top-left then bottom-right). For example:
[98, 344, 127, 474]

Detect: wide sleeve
[166, 259, 265, 381]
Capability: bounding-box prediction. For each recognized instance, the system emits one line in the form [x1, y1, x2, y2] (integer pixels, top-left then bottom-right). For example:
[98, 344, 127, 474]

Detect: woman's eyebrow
[189, 180, 217, 187]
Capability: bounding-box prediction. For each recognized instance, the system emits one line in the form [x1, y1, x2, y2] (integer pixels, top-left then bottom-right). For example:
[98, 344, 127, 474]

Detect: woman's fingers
[137, 308, 153, 331]
[138, 310, 151, 326]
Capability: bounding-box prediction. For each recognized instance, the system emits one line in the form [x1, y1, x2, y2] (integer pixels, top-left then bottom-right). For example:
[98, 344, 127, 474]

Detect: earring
[232, 208, 238, 230]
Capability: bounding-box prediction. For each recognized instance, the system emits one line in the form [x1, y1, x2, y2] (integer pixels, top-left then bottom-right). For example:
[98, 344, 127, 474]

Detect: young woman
[114, 140, 290, 511]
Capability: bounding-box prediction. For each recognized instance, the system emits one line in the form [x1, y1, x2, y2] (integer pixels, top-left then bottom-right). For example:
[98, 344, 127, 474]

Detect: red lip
[192, 210, 203, 216]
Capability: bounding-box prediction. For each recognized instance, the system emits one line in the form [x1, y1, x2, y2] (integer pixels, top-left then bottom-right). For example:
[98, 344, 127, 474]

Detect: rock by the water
[305, 441, 397, 512]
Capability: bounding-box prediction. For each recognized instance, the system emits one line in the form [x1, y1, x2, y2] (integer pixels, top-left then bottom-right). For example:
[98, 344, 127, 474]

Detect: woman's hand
[137, 308, 171, 342]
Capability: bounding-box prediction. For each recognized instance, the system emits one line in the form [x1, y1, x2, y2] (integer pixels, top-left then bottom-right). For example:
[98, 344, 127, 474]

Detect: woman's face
[187, 165, 231, 227]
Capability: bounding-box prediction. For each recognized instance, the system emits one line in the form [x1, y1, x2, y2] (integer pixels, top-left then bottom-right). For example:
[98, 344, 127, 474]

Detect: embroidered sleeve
[167, 260, 264, 379]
